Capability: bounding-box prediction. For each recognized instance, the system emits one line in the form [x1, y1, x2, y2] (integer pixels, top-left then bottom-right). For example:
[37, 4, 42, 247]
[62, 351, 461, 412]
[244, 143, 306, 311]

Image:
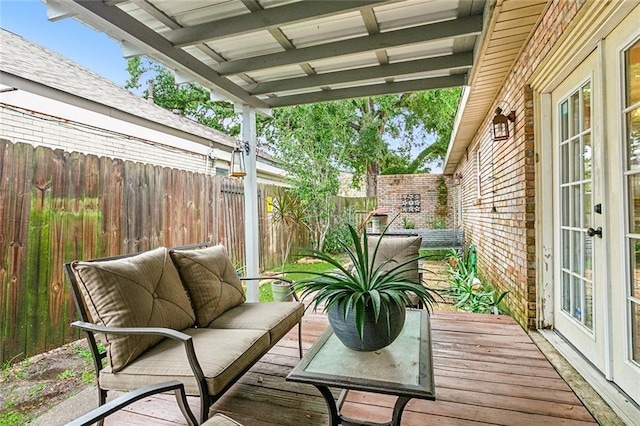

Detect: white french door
[550, 5, 640, 405]
[552, 50, 608, 372]
[602, 6, 640, 404]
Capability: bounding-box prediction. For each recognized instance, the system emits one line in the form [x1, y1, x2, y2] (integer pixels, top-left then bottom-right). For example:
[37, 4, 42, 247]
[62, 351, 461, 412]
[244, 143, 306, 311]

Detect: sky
[0, 0, 130, 87]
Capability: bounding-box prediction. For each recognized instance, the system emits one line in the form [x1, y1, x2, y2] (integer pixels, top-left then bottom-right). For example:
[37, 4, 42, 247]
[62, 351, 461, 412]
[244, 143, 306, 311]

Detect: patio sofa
[65, 243, 304, 424]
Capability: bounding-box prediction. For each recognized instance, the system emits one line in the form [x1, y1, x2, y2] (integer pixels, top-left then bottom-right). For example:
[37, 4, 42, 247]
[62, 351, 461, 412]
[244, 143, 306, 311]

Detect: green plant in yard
[56, 369, 75, 380]
[444, 249, 509, 314]
[293, 224, 439, 342]
[27, 383, 46, 398]
[0, 411, 29, 426]
[401, 217, 416, 229]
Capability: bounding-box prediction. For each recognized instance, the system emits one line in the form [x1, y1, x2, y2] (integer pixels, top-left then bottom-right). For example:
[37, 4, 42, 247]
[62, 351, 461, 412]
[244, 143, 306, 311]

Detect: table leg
[391, 396, 412, 426]
[314, 385, 340, 426]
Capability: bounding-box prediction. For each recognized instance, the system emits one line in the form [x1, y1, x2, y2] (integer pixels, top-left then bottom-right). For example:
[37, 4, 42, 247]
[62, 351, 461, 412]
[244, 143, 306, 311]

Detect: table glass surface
[305, 311, 421, 385]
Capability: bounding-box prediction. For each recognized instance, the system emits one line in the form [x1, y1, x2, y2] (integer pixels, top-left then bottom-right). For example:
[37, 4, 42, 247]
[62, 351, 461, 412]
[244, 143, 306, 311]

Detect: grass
[256, 257, 342, 303]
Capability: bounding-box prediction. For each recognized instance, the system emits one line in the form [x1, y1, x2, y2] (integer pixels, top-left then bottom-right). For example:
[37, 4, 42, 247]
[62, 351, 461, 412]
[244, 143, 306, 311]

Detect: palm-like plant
[293, 224, 438, 345]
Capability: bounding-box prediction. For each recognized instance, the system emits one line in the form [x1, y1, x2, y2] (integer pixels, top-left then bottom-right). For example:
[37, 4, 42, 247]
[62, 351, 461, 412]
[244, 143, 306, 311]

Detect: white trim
[536, 91, 554, 328]
[538, 329, 640, 425]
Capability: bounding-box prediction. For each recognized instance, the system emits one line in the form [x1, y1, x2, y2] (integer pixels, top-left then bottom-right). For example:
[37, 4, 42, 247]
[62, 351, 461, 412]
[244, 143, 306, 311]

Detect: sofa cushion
[72, 247, 196, 372]
[367, 235, 421, 283]
[208, 302, 304, 344]
[99, 328, 269, 396]
[170, 245, 246, 327]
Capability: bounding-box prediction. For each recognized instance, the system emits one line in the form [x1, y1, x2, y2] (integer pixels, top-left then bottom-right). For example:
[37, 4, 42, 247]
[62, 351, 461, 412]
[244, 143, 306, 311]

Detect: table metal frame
[286, 309, 435, 426]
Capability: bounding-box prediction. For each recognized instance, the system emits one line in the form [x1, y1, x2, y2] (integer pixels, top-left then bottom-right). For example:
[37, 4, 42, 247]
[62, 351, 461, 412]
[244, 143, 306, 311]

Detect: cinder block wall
[376, 174, 456, 230]
[454, 0, 585, 329]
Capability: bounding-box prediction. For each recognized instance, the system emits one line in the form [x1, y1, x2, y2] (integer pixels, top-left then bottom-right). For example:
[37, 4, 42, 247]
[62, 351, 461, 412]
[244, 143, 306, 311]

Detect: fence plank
[0, 141, 329, 363]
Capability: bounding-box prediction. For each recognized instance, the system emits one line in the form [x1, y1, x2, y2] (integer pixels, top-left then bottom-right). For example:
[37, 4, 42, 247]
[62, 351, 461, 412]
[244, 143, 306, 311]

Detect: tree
[125, 57, 241, 136]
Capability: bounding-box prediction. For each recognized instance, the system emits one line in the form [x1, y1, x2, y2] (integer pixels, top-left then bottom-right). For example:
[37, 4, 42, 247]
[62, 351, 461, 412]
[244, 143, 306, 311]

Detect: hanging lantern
[230, 146, 247, 177]
[491, 107, 516, 141]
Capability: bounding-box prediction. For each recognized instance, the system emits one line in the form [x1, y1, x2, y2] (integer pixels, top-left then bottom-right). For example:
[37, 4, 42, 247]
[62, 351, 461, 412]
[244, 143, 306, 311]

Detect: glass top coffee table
[286, 309, 435, 426]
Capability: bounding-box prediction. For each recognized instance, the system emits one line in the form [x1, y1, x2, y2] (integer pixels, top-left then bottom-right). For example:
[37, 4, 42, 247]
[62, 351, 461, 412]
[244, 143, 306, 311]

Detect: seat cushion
[170, 245, 246, 327]
[208, 302, 304, 345]
[99, 328, 269, 396]
[72, 247, 196, 372]
[368, 235, 421, 283]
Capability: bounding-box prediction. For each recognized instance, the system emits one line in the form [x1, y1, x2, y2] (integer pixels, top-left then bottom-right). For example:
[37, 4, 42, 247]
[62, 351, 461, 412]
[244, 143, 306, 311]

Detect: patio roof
[49, 0, 487, 113]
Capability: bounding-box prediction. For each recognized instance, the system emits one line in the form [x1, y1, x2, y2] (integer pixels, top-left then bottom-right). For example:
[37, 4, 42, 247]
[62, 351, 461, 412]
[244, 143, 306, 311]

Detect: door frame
[532, 2, 640, 422]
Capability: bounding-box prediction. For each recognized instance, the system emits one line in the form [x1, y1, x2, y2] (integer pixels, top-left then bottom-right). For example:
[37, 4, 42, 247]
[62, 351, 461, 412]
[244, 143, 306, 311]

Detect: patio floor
[102, 309, 596, 425]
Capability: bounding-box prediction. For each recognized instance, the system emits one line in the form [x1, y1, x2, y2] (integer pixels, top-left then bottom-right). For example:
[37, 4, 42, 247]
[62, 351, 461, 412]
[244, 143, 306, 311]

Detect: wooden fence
[0, 140, 312, 364]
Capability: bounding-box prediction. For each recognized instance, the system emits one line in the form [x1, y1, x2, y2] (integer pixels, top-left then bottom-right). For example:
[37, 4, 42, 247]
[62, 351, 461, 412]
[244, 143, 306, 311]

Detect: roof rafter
[65, 0, 269, 109]
[215, 14, 483, 76]
[264, 74, 467, 108]
[167, 1, 386, 48]
[249, 52, 473, 96]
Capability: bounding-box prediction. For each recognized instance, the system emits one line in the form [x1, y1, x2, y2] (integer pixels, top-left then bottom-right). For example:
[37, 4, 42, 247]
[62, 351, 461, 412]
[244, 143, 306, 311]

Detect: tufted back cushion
[72, 247, 196, 372]
[170, 245, 246, 327]
[367, 235, 422, 283]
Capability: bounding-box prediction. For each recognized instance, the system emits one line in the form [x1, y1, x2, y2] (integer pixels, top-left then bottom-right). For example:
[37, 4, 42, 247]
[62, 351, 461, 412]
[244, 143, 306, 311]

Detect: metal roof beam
[216, 14, 483, 76]
[264, 74, 467, 107]
[66, 0, 269, 109]
[167, 1, 386, 47]
[249, 52, 473, 96]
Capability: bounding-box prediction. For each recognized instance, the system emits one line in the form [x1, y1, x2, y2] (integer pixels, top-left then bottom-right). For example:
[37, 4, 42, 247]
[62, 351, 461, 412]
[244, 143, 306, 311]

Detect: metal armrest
[64, 380, 198, 426]
[70, 321, 208, 408]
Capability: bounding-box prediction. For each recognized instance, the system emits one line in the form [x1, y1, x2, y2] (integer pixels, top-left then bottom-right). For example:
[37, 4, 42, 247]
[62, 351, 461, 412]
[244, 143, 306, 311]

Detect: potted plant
[292, 224, 439, 352]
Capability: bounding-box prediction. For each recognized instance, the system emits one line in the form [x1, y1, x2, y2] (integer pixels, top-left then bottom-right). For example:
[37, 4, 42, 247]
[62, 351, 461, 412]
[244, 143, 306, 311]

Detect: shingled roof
[0, 28, 239, 152]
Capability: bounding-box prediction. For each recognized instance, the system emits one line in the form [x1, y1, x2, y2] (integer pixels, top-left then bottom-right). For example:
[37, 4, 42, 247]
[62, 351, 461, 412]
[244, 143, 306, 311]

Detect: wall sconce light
[230, 141, 249, 177]
[491, 107, 516, 142]
[453, 172, 463, 186]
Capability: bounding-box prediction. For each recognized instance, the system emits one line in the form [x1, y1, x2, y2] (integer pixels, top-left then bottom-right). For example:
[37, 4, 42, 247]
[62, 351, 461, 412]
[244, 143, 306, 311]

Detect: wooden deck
[106, 310, 596, 425]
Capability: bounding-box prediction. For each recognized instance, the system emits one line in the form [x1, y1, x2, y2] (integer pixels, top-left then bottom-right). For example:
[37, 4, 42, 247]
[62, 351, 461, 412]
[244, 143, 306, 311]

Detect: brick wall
[376, 174, 456, 230]
[455, 0, 585, 329]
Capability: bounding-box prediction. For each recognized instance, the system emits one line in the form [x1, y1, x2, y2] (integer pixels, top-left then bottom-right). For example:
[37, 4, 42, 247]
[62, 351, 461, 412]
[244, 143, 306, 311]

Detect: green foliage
[56, 369, 75, 380]
[125, 57, 240, 136]
[271, 187, 308, 269]
[0, 411, 29, 426]
[444, 249, 509, 314]
[27, 383, 45, 398]
[293, 224, 439, 342]
[322, 207, 357, 254]
[401, 217, 416, 229]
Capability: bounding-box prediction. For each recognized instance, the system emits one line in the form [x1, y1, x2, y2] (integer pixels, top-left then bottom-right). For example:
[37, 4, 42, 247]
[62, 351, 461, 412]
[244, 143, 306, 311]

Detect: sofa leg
[97, 388, 107, 426]
[200, 394, 211, 424]
[298, 320, 303, 358]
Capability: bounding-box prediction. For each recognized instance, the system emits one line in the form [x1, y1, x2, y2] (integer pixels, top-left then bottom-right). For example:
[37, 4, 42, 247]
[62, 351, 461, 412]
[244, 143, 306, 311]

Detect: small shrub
[56, 369, 75, 380]
[402, 217, 416, 229]
[444, 249, 509, 314]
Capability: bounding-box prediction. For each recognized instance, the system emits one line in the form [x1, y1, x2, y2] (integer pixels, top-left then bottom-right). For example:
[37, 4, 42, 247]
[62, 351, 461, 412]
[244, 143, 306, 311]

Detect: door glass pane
[630, 175, 640, 234]
[583, 134, 592, 179]
[572, 185, 581, 226]
[561, 101, 569, 140]
[572, 231, 581, 273]
[584, 182, 592, 227]
[626, 41, 640, 106]
[561, 143, 569, 183]
[563, 229, 570, 267]
[582, 82, 591, 130]
[632, 239, 640, 299]
[571, 92, 580, 137]
[572, 139, 581, 181]
[628, 108, 640, 170]
[573, 276, 583, 321]
[632, 302, 640, 363]
[584, 233, 593, 281]
[562, 187, 570, 226]
[562, 272, 571, 312]
[585, 281, 593, 329]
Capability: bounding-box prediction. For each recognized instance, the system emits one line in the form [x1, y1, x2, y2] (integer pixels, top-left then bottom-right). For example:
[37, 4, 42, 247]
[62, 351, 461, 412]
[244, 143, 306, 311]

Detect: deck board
[105, 310, 596, 425]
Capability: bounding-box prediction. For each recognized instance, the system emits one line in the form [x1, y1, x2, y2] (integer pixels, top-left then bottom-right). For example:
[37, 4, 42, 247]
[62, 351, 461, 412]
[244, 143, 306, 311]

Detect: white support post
[241, 104, 260, 302]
